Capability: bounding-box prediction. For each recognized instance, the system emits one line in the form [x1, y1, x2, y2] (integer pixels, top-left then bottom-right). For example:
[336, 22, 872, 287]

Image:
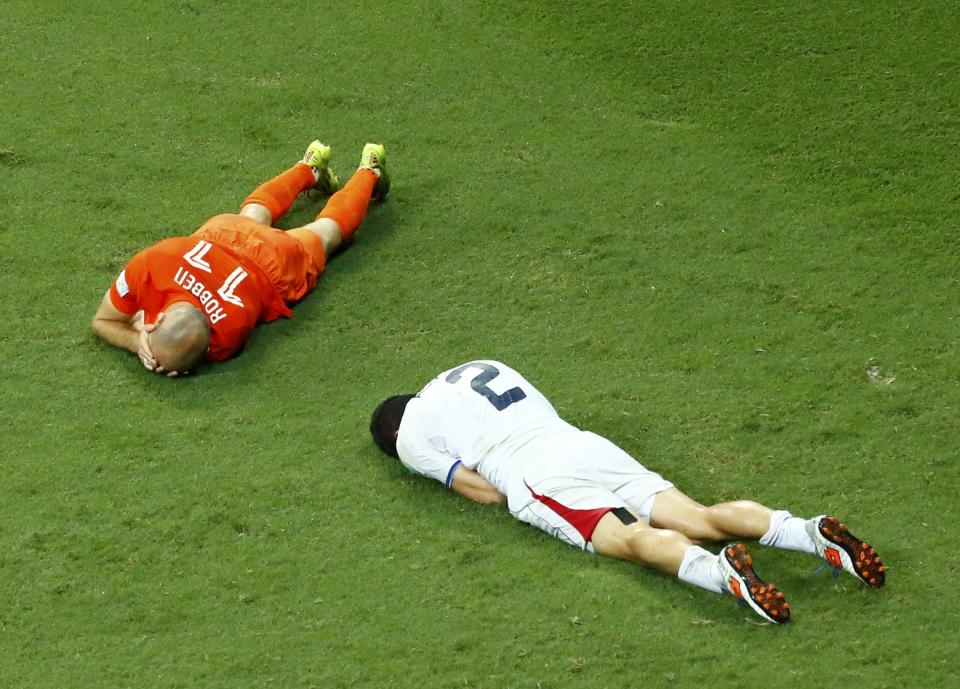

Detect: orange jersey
[109, 214, 322, 362]
[109, 236, 281, 361]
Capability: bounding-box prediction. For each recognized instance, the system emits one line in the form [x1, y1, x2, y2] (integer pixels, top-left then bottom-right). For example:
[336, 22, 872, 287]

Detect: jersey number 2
[445, 362, 527, 411]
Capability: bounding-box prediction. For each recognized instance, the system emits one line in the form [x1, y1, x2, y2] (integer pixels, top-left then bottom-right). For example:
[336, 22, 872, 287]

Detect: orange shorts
[194, 214, 326, 303]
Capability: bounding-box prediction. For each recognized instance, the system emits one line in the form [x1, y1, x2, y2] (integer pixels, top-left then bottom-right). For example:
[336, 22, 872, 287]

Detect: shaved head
[150, 305, 210, 373]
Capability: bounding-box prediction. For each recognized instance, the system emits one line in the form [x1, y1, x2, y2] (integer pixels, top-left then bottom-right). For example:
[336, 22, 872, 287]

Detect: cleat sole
[722, 544, 791, 625]
[818, 516, 886, 588]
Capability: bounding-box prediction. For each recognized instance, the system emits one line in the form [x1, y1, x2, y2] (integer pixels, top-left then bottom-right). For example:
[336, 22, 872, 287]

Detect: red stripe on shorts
[525, 481, 613, 543]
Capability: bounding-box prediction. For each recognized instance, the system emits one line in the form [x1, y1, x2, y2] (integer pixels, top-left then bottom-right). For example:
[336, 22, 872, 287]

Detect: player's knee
[628, 528, 688, 564]
[238, 204, 273, 226]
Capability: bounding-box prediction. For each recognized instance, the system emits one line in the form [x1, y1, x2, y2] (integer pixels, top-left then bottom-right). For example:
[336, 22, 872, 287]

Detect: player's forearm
[450, 467, 506, 504]
[92, 317, 139, 354]
[466, 484, 507, 504]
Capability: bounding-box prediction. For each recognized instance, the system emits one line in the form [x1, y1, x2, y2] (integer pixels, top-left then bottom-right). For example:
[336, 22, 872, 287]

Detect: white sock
[677, 545, 725, 593]
[759, 510, 816, 554]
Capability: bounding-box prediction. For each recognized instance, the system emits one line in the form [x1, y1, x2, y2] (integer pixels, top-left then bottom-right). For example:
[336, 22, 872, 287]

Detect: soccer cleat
[359, 142, 390, 202]
[808, 515, 886, 588]
[301, 140, 340, 195]
[719, 543, 791, 624]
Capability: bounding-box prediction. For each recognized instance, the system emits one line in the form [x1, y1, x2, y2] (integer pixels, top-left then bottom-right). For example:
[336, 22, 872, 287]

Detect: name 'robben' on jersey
[396, 360, 576, 494]
[108, 237, 278, 361]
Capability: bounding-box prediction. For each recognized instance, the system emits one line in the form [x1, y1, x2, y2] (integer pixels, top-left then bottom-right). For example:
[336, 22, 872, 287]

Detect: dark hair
[369, 394, 416, 458]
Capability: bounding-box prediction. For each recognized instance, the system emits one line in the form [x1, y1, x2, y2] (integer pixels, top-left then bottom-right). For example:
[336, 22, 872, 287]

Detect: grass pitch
[2, 1, 958, 687]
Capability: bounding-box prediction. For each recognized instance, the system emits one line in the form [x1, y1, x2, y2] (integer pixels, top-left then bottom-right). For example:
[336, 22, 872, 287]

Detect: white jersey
[396, 360, 673, 549]
[396, 360, 576, 494]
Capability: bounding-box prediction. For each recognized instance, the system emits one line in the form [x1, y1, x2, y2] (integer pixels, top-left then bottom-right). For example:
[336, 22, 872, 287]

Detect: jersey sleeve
[399, 442, 462, 488]
[107, 250, 148, 315]
[395, 403, 462, 488]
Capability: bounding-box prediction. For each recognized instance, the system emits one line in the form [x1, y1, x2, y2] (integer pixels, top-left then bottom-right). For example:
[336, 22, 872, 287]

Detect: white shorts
[505, 431, 673, 552]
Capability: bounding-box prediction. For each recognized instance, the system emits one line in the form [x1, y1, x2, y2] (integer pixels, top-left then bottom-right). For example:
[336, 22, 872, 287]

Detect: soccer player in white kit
[370, 360, 886, 624]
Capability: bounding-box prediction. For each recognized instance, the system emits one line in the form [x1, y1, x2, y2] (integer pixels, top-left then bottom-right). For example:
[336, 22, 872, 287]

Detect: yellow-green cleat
[301, 140, 340, 195]
[360, 142, 390, 202]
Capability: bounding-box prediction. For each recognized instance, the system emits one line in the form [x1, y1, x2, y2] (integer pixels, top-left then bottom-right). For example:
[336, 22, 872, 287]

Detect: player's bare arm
[449, 465, 506, 505]
[91, 295, 186, 376]
[92, 291, 158, 369]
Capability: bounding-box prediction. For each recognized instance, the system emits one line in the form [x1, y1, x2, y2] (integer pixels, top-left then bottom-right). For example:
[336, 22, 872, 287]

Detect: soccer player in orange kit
[92, 140, 389, 376]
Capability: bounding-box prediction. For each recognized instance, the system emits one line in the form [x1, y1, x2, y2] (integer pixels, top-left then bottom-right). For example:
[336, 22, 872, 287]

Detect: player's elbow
[90, 313, 118, 344]
[91, 314, 106, 339]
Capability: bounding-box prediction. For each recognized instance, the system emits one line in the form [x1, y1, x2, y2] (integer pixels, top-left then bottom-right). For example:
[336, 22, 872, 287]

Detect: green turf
[2, 1, 958, 687]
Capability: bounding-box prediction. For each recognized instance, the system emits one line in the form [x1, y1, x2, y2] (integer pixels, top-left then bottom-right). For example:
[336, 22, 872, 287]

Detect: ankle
[297, 161, 321, 183]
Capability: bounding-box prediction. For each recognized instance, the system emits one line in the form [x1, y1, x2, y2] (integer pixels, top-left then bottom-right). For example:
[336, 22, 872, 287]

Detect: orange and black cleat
[719, 543, 791, 624]
[810, 515, 886, 588]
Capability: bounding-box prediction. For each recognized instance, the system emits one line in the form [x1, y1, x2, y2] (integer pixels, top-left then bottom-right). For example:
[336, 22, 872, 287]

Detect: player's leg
[511, 456, 789, 623]
[583, 434, 874, 598]
[603, 436, 812, 549]
[239, 140, 339, 226]
[514, 433, 777, 621]
[287, 143, 389, 266]
[589, 510, 693, 575]
[564, 500, 791, 624]
[648, 488, 774, 543]
[650, 489, 886, 588]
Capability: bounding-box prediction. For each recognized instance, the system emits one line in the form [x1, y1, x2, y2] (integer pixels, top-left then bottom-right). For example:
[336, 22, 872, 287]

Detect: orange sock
[316, 168, 377, 240]
[241, 163, 317, 222]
